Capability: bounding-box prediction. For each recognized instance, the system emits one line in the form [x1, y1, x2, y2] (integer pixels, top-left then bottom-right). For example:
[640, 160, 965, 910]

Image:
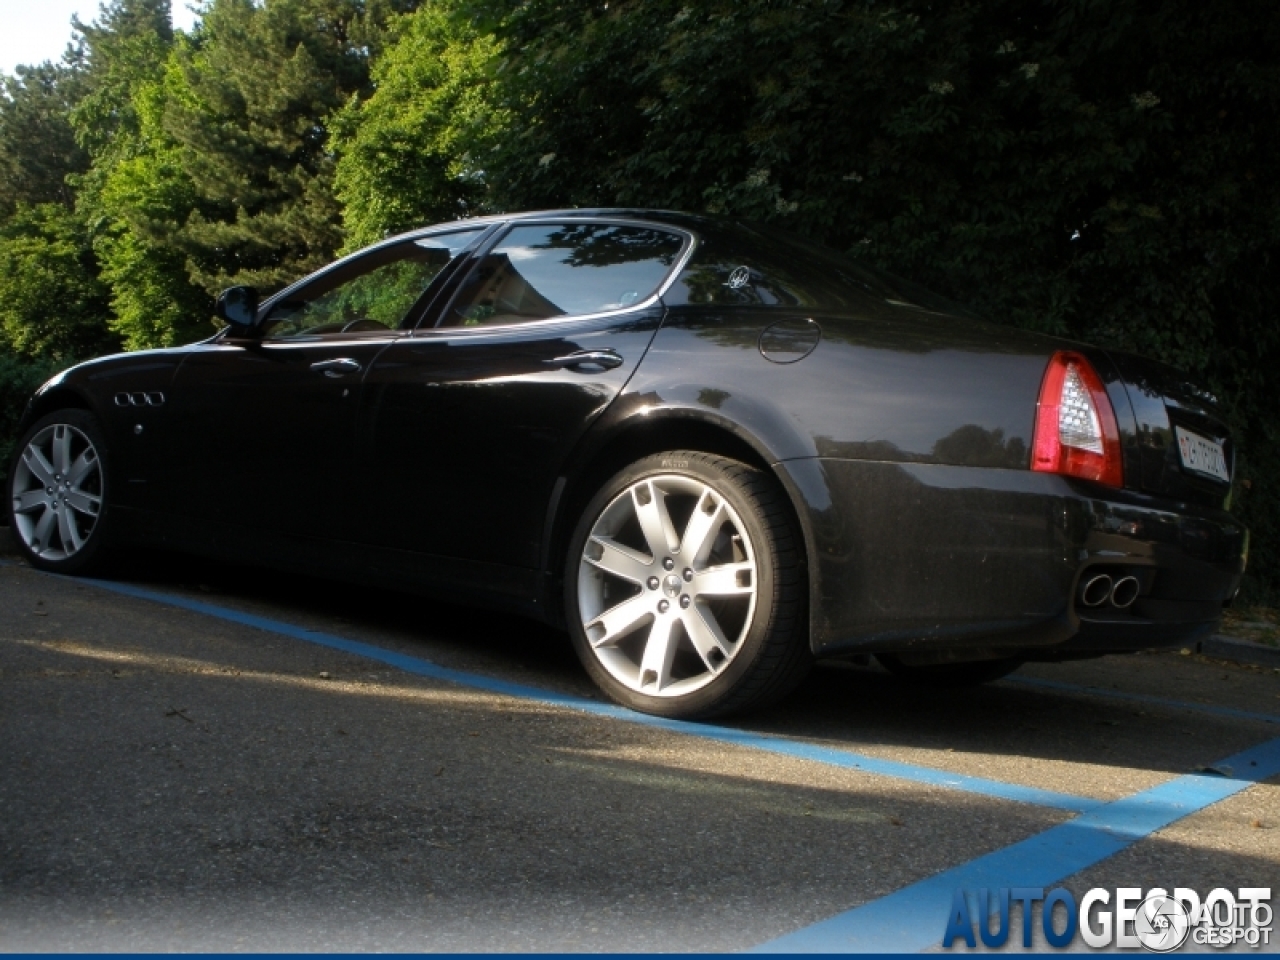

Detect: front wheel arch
[18, 386, 94, 440]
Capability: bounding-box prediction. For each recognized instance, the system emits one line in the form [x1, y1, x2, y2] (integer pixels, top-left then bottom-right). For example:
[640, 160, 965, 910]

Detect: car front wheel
[565, 451, 810, 719]
[7, 409, 113, 574]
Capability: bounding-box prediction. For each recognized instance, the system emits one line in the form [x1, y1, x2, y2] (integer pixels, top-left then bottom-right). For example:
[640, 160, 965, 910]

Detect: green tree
[0, 63, 89, 216]
[331, 1, 504, 249]
[82, 51, 212, 350]
[0, 2, 180, 483]
[68, 0, 174, 159]
[64, 0, 210, 350]
[155, 0, 419, 293]
[0, 203, 118, 361]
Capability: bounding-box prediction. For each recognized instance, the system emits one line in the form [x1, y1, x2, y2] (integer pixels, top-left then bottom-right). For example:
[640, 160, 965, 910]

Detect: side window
[261, 229, 482, 339]
[442, 223, 685, 328]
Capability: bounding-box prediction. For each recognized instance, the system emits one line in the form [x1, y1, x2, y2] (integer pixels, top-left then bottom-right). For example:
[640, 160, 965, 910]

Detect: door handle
[310, 358, 362, 377]
[545, 349, 623, 371]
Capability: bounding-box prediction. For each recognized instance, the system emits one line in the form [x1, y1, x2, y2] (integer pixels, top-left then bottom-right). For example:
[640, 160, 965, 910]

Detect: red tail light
[1032, 351, 1123, 487]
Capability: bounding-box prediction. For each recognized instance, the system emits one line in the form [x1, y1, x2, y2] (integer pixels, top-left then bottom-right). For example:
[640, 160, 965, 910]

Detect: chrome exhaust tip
[1110, 575, 1140, 609]
[1080, 573, 1113, 608]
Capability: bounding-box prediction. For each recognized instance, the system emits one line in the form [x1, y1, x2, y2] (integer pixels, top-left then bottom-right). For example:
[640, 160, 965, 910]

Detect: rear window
[664, 220, 975, 317]
[660, 221, 874, 310]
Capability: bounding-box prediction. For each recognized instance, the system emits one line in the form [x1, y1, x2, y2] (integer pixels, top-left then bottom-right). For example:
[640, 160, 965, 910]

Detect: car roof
[395, 208, 718, 239]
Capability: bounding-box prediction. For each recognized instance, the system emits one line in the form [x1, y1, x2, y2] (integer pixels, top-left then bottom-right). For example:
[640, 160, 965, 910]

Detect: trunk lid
[1106, 351, 1234, 508]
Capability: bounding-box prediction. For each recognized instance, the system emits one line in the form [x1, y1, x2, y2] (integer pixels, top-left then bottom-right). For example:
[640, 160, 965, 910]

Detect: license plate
[1175, 426, 1230, 482]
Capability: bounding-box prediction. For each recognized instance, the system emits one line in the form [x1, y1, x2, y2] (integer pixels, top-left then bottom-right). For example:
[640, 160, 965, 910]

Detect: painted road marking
[8, 559, 1277, 954]
[39, 572, 1094, 813]
[751, 736, 1280, 953]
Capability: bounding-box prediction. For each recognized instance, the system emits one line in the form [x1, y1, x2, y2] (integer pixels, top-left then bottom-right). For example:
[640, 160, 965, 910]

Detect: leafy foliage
[81, 49, 214, 350]
[0, 63, 88, 216]
[68, 0, 174, 160]
[68, 1, 213, 351]
[457, 0, 1280, 598]
[0, 202, 115, 489]
[0, 204, 118, 361]
[69, 0, 421, 349]
[154, 0, 415, 293]
[332, 2, 503, 249]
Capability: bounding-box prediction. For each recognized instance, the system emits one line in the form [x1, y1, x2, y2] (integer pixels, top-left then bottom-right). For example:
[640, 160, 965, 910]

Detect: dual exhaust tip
[1080, 573, 1140, 610]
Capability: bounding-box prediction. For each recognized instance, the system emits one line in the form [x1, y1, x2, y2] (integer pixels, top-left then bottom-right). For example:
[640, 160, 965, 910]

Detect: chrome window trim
[419, 218, 699, 337]
[250, 223, 498, 331]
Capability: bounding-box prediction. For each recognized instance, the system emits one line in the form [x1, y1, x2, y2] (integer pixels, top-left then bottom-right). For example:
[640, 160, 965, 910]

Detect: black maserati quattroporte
[7, 209, 1247, 717]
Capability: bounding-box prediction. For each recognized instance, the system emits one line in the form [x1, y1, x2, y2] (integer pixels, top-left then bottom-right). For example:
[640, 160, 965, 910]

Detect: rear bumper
[774, 458, 1247, 660]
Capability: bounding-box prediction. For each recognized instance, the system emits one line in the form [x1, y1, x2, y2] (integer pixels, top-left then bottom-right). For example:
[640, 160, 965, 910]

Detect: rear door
[355, 219, 690, 573]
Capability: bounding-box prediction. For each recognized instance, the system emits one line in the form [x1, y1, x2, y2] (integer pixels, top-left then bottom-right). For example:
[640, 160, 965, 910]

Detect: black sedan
[6, 210, 1248, 718]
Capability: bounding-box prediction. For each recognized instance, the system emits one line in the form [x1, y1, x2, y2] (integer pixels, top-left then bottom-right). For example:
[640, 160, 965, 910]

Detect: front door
[167, 229, 484, 546]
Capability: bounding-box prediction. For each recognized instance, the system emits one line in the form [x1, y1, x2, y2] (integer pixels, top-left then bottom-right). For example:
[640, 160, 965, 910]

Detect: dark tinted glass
[262, 229, 482, 338]
[663, 219, 970, 315]
[443, 223, 685, 327]
[762, 224, 977, 317]
[662, 222, 863, 310]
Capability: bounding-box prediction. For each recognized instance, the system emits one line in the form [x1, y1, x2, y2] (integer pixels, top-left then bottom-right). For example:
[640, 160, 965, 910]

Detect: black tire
[565, 450, 810, 719]
[6, 408, 115, 575]
[875, 653, 1023, 688]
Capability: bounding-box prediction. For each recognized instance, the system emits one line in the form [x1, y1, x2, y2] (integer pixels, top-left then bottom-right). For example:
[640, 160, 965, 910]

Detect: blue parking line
[12, 559, 1278, 954]
[13, 566, 1098, 813]
[751, 736, 1280, 953]
[1005, 674, 1280, 726]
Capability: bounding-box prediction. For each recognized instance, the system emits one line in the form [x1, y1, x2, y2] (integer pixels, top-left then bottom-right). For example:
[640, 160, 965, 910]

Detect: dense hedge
[454, 0, 1279, 600]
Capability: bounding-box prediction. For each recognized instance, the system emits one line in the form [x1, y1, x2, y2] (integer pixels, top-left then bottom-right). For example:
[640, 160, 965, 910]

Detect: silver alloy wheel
[11, 423, 103, 561]
[577, 473, 758, 697]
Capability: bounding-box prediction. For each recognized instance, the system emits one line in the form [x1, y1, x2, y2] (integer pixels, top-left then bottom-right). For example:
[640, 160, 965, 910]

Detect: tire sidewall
[6, 408, 113, 575]
[564, 452, 788, 718]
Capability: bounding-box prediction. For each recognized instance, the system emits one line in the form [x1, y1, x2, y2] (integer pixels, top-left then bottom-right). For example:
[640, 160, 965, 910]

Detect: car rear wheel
[7, 409, 113, 574]
[875, 653, 1023, 688]
[566, 451, 810, 719]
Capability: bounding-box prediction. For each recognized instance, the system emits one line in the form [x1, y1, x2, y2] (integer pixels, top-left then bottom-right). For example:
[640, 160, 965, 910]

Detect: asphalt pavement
[1, 530, 1277, 952]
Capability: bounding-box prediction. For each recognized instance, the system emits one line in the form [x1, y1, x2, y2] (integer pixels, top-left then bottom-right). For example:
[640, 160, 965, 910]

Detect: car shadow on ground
[8, 532, 1278, 789]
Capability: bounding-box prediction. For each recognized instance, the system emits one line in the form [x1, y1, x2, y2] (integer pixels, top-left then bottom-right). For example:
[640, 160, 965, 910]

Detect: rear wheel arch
[543, 411, 811, 627]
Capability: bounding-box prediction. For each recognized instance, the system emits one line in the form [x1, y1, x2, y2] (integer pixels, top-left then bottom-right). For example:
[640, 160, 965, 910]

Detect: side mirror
[214, 286, 259, 330]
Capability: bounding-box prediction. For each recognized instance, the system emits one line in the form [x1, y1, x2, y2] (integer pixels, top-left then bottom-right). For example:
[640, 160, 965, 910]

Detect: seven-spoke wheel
[579, 472, 758, 697]
[8, 410, 111, 572]
[566, 451, 809, 719]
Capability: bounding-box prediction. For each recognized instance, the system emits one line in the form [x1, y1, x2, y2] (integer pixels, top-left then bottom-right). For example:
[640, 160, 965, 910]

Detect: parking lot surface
[1, 531, 1277, 952]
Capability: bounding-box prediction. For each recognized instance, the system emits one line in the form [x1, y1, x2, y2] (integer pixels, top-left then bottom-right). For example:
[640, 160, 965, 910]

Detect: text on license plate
[1175, 426, 1230, 482]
